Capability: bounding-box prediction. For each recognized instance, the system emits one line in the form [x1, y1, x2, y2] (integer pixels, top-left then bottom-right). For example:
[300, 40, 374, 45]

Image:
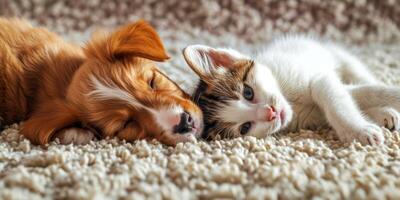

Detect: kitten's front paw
[365, 107, 400, 131]
[339, 124, 385, 145]
[54, 128, 95, 145]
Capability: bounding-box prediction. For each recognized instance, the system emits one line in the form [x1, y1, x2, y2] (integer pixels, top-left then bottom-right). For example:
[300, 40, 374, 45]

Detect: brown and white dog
[0, 18, 203, 146]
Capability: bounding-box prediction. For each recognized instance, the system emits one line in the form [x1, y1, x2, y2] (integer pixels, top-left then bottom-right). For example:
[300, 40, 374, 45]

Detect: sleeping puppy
[0, 18, 203, 146]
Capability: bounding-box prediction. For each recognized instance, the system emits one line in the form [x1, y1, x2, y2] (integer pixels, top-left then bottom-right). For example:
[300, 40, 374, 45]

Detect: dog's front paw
[54, 128, 95, 145]
[339, 123, 385, 145]
[365, 107, 400, 131]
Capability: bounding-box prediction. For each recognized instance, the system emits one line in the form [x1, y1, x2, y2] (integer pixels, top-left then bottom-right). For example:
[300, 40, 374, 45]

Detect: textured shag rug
[1, 1, 400, 199]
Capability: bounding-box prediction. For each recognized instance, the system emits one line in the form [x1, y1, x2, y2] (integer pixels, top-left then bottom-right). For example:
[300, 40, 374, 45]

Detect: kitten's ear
[182, 45, 249, 78]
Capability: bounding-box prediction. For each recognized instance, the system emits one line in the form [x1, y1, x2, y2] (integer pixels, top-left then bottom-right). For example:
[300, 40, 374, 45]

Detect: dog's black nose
[174, 112, 194, 134]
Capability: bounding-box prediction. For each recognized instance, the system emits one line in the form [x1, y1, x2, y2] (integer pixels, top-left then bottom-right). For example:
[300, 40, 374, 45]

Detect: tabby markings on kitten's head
[183, 45, 293, 140]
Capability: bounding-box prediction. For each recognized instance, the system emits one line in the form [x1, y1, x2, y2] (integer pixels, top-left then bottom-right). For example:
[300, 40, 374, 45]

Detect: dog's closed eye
[149, 75, 156, 89]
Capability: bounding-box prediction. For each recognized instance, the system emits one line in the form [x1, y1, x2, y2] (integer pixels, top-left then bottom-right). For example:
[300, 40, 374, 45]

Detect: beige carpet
[1, 1, 400, 199]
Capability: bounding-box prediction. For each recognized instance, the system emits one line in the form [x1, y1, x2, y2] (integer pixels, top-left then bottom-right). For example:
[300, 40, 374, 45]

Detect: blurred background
[1, 0, 400, 88]
[1, 0, 399, 44]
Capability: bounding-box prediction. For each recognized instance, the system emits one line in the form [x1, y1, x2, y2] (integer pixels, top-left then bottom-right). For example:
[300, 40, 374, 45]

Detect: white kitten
[183, 35, 400, 145]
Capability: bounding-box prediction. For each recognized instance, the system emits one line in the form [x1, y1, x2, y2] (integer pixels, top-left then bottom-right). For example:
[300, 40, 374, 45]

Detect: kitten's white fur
[184, 35, 400, 145]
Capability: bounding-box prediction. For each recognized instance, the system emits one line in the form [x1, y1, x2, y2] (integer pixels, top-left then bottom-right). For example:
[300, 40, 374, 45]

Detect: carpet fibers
[0, 1, 400, 199]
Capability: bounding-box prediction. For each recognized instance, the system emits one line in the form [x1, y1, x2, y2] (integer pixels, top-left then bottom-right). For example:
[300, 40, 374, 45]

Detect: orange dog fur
[0, 18, 203, 146]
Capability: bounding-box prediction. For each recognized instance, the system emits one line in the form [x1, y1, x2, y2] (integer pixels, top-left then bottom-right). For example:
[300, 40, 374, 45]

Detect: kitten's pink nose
[265, 106, 277, 122]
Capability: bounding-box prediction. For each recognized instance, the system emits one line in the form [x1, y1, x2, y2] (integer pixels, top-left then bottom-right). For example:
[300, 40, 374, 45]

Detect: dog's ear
[20, 100, 79, 145]
[85, 20, 169, 62]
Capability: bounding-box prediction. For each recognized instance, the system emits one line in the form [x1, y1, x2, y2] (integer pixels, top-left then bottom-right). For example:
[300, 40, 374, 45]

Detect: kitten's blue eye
[243, 84, 254, 101]
[240, 122, 252, 135]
